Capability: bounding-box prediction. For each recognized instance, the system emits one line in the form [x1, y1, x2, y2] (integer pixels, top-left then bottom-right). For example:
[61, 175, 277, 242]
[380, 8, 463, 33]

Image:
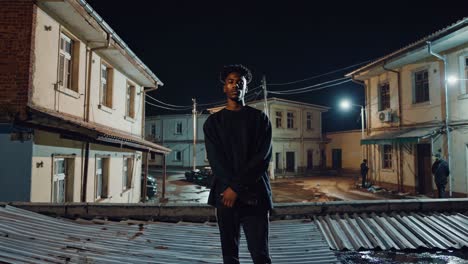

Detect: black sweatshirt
[203, 106, 273, 209]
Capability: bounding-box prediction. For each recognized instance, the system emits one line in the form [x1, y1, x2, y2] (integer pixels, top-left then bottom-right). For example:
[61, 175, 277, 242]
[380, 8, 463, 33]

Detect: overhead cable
[146, 94, 191, 108]
[269, 79, 352, 95]
[145, 101, 192, 111]
[268, 59, 373, 86]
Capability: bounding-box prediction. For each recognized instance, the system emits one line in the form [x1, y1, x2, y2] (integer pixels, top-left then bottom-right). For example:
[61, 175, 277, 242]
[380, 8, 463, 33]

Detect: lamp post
[340, 99, 365, 140]
[340, 99, 366, 162]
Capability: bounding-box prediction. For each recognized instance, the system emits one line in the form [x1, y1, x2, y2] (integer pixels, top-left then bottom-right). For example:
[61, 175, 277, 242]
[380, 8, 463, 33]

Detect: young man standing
[204, 64, 273, 264]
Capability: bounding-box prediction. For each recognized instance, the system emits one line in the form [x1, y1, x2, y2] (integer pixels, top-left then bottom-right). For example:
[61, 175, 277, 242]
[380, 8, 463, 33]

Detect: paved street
[149, 168, 398, 204]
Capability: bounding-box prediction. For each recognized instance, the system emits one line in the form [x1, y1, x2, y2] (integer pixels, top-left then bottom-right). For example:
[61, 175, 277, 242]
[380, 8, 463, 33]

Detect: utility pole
[262, 75, 269, 117]
[192, 98, 197, 171]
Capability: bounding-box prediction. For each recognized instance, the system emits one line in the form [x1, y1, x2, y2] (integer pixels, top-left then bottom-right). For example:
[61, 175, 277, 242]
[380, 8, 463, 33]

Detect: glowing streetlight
[447, 75, 468, 85]
[339, 99, 366, 159]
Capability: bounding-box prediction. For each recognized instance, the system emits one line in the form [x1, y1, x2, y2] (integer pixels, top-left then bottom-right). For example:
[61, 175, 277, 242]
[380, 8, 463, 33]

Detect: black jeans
[361, 173, 367, 188]
[216, 206, 271, 264]
[436, 183, 446, 198]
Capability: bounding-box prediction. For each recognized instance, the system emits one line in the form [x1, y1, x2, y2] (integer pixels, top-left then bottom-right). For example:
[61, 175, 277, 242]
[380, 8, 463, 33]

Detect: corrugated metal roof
[0, 206, 339, 263]
[315, 211, 468, 251]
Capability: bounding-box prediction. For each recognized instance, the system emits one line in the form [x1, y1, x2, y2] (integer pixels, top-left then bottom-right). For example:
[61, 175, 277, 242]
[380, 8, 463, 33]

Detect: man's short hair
[219, 64, 252, 84]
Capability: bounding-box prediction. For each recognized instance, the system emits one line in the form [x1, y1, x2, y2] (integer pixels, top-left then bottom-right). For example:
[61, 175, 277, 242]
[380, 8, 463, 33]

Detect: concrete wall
[325, 130, 362, 170]
[0, 125, 33, 202]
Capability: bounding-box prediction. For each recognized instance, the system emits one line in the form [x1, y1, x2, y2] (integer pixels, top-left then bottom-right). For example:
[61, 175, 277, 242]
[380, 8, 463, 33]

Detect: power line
[269, 79, 352, 95]
[145, 101, 192, 111]
[197, 85, 262, 107]
[268, 59, 373, 86]
[146, 94, 191, 108]
[269, 77, 350, 93]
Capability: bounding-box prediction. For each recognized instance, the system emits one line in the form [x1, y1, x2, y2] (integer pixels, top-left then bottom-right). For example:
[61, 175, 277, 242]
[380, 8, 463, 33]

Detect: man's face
[223, 72, 247, 102]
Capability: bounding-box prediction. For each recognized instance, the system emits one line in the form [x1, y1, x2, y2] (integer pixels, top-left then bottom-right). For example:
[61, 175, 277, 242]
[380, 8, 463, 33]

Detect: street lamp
[339, 99, 365, 140]
[447, 75, 468, 85]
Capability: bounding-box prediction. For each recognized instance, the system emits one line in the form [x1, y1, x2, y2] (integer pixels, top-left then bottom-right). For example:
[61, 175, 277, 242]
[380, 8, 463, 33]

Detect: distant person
[204, 64, 273, 264]
[431, 153, 450, 198]
[360, 159, 369, 188]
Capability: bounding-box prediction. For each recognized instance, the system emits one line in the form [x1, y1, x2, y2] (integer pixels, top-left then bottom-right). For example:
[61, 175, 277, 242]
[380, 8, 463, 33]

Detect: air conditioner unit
[378, 110, 392, 122]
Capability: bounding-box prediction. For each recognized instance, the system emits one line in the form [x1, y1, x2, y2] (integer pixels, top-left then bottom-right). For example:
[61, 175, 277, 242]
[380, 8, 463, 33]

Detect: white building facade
[145, 114, 210, 168]
[348, 18, 468, 197]
[0, 0, 169, 203]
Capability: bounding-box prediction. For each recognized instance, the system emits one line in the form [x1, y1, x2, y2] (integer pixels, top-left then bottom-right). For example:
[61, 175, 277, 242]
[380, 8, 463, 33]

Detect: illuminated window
[306, 112, 313, 130]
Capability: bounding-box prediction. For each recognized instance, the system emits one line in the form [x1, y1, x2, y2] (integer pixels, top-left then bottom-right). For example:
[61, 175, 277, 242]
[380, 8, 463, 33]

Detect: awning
[361, 127, 441, 145]
[24, 106, 171, 154]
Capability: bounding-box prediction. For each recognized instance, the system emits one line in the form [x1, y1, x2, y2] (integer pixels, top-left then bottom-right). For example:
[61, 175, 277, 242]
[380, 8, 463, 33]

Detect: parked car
[185, 169, 200, 182]
[142, 174, 157, 200]
[185, 167, 213, 187]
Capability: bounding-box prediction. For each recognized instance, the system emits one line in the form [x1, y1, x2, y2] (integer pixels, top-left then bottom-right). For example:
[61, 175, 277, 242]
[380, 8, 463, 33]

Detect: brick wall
[0, 0, 36, 121]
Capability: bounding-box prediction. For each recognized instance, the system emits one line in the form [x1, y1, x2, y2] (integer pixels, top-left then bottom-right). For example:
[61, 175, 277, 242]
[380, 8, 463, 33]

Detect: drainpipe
[382, 64, 404, 192]
[427, 41, 452, 197]
[81, 33, 112, 202]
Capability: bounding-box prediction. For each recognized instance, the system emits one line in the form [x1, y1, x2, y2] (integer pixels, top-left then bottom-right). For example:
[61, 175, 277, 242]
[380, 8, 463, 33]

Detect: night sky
[86, 0, 466, 132]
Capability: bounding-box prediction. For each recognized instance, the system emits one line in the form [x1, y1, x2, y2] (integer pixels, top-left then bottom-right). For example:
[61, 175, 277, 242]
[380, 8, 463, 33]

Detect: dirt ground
[150, 170, 398, 204]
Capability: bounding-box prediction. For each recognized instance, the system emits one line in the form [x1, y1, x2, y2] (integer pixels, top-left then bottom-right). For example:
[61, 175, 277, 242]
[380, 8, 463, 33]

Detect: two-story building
[347, 18, 468, 197]
[0, 0, 170, 203]
[145, 114, 210, 168]
[209, 97, 329, 179]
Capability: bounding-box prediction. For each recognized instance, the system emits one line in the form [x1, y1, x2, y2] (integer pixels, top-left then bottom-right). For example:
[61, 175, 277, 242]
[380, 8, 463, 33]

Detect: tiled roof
[315, 211, 468, 251]
[0, 206, 339, 263]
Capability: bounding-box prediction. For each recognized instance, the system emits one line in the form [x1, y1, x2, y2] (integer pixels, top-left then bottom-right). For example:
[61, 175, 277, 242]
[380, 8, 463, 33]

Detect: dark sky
[86, 0, 467, 132]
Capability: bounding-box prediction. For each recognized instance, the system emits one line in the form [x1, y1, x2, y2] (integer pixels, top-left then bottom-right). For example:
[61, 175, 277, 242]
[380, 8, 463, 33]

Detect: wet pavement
[336, 249, 468, 264]
[149, 169, 400, 204]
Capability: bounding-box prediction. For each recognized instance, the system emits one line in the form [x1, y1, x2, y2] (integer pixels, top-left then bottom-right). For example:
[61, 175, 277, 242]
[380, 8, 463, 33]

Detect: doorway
[332, 149, 342, 169]
[286, 152, 295, 172]
[307, 150, 313, 169]
[416, 144, 432, 195]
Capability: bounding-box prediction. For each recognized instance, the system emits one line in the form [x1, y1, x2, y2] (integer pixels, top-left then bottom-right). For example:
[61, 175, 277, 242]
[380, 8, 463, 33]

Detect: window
[126, 83, 136, 118]
[175, 121, 182, 134]
[52, 158, 66, 203]
[58, 33, 74, 91]
[175, 151, 182, 161]
[96, 157, 109, 199]
[414, 70, 429, 103]
[123, 156, 134, 190]
[382, 145, 393, 169]
[275, 152, 281, 170]
[306, 112, 313, 130]
[52, 157, 74, 203]
[379, 83, 390, 110]
[151, 124, 156, 136]
[287, 112, 295, 129]
[275, 111, 282, 128]
[150, 152, 156, 160]
[100, 64, 113, 107]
